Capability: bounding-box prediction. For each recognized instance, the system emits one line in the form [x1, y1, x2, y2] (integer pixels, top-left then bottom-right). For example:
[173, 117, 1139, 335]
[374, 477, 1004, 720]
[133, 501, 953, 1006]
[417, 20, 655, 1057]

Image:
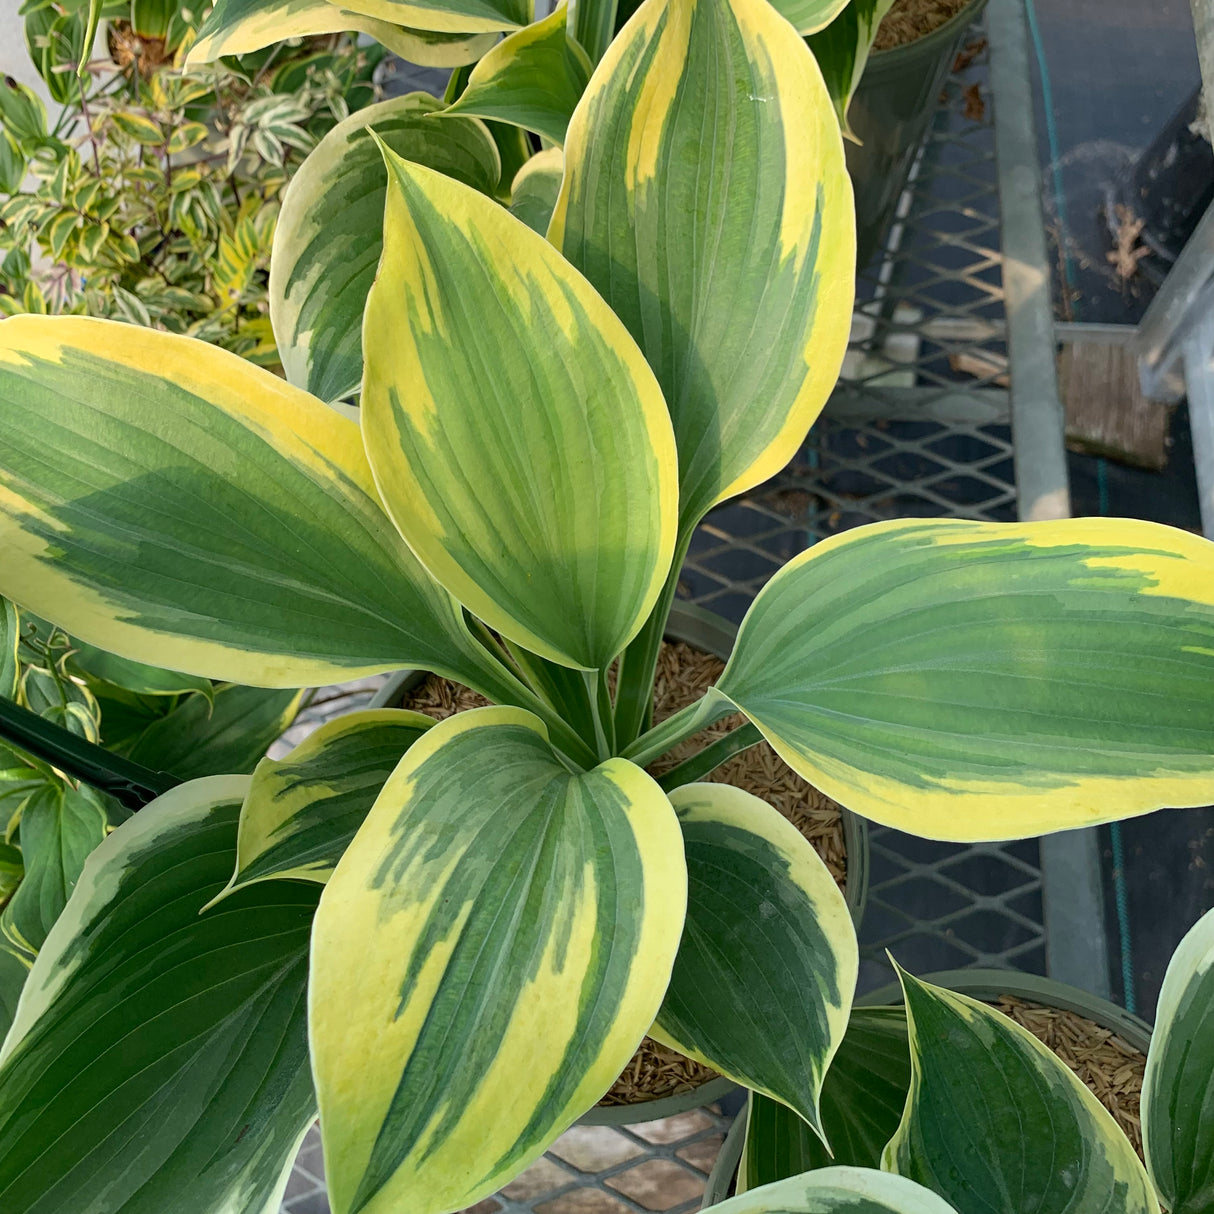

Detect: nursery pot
[702, 968, 1152, 1206]
[370, 599, 870, 1127]
[846, 0, 989, 269]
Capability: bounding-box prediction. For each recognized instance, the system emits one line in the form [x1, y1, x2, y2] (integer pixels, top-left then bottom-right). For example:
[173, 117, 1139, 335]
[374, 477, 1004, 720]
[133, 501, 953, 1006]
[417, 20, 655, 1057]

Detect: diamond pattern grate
[281, 25, 1050, 1213]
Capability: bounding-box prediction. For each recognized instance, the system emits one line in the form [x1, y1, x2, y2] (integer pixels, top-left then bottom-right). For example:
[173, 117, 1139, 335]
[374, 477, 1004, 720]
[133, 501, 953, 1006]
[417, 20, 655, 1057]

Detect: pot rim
[864, 0, 990, 72]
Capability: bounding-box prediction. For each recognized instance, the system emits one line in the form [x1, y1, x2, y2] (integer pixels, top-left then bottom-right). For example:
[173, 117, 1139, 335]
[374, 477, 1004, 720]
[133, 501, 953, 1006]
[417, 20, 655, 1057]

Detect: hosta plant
[0, 597, 302, 1036]
[725, 907, 1214, 1214]
[0, 0, 1213, 1212]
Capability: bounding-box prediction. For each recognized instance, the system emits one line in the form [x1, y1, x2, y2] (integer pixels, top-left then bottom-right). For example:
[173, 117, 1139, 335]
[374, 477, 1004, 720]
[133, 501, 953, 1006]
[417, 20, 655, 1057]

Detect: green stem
[582, 670, 614, 763]
[621, 692, 734, 768]
[508, 643, 599, 749]
[655, 723, 762, 792]
[613, 529, 693, 748]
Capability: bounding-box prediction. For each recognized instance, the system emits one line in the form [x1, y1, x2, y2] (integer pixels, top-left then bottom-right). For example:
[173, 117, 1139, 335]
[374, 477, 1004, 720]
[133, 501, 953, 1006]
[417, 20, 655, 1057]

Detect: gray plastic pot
[846, 0, 990, 269]
[370, 599, 870, 1126]
[702, 969, 1153, 1205]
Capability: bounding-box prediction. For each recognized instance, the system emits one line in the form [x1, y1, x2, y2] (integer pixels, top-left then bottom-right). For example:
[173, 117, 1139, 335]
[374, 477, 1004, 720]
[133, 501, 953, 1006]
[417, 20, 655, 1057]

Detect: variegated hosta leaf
[68, 640, 213, 699]
[0, 599, 17, 700]
[772, 0, 849, 34]
[0, 316, 509, 696]
[187, 0, 496, 64]
[0, 782, 106, 959]
[0, 777, 319, 1214]
[362, 150, 678, 671]
[328, 0, 530, 35]
[440, 5, 592, 145]
[509, 147, 564, 232]
[551, 0, 855, 532]
[883, 970, 1157, 1213]
[1142, 906, 1214, 1213]
[805, 0, 897, 135]
[703, 1167, 960, 1214]
[310, 706, 686, 1214]
[121, 685, 304, 780]
[653, 783, 857, 1137]
[743, 1008, 911, 1191]
[219, 708, 434, 897]
[271, 93, 500, 405]
[716, 518, 1214, 841]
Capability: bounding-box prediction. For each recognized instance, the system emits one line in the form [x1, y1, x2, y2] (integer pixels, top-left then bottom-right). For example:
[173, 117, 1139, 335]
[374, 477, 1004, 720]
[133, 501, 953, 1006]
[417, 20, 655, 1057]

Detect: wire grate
[280, 22, 1050, 1213]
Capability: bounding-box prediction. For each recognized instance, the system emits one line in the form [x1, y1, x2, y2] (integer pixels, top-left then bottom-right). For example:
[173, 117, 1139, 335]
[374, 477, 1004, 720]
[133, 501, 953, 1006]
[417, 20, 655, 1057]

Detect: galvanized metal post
[988, 0, 1112, 998]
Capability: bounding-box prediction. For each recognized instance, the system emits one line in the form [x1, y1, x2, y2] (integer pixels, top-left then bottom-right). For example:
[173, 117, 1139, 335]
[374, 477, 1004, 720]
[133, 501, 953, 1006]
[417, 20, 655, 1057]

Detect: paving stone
[534, 1188, 633, 1214]
[501, 1157, 578, 1201]
[548, 1126, 646, 1172]
[605, 1160, 706, 1210]
[674, 1134, 725, 1174]
[628, 1109, 715, 1146]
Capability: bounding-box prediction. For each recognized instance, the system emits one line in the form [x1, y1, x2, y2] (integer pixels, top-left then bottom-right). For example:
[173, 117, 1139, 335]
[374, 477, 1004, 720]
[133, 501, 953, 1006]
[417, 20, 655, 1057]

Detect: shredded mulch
[995, 996, 1146, 1160]
[873, 0, 972, 51]
[402, 638, 849, 1110]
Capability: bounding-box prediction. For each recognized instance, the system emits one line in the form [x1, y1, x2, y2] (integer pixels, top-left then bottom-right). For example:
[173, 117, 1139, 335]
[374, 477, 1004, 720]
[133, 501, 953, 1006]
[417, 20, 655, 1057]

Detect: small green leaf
[0, 78, 47, 147]
[806, 0, 897, 135]
[1142, 906, 1214, 1213]
[166, 120, 210, 154]
[509, 147, 563, 232]
[884, 968, 1156, 1212]
[0, 599, 18, 700]
[654, 782, 857, 1138]
[0, 945, 27, 1042]
[440, 4, 592, 145]
[110, 110, 167, 145]
[69, 641, 214, 699]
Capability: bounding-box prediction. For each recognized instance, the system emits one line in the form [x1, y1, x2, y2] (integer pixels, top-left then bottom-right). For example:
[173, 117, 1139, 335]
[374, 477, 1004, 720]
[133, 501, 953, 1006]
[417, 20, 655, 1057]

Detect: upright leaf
[362, 151, 678, 671]
[0, 946, 26, 1042]
[0, 782, 106, 959]
[220, 708, 434, 896]
[567, 0, 617, 62]
[1142, 907, 1214, 1213]
[771, 0, 849, 35]
[883, 970, 1157, 1213]
[654, 783, 857, 1137]
[0, 316, 510, 698]
[0, 599, 17, 700]
[743, 1008, 911, 1190]
[703, 1167, 960, 1214]
[0, 777, 319, 1214]
[187, 0, 496, 63]
[509, 147, 564, 232]
[806, 0, 897, 134]
[68, 640, 213, 699]
[552, 0, 854, 532]
[270, 93, 501, 404]
[440, 5, 592, 144]
[326, 0, 530, 34]
[717, 518, 1214, 840]
[310, 706, 686, 1214]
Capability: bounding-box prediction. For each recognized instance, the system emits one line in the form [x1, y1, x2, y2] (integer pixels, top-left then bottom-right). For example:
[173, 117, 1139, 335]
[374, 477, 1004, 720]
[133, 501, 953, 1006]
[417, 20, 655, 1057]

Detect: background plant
[0, 26, 384, 364]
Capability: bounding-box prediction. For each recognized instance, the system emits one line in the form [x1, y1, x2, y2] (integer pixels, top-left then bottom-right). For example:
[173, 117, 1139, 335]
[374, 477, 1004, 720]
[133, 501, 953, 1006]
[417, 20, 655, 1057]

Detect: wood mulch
[873, 0, 972, 51]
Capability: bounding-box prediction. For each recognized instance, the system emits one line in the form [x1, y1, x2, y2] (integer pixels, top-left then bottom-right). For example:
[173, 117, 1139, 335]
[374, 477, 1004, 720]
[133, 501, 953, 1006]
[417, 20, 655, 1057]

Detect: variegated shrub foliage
[0, 0, 1212, 1210]
[729, 912, 1214, 1214]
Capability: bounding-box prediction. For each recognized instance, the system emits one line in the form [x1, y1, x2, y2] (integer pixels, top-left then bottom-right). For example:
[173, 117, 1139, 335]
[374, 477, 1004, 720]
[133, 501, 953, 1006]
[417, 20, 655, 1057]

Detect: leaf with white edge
[0, 599, 17, 700]
[743, 1008, 911, 1191]
[653, 783, 857, 1137]
[772, 0, 849, 33]
[0, 776, 319, 1214]
[717, 517, 1214, 841]
[270, 92, 500, 404]
[69, 640, 213, 699]
[806, 0, 897, 134]
[1142, 906, 1214, 1213]
[705, 1166, 960, 1214]
[440, 5, 592, 145]
[0, 316, 518, 701]
[219, 708, 434, 898]
[326, 0, 530, 35]
[883, 969, 1157, 1213]
[509, 147, 564, 232]
[362, 150, 678, 671]
[0, 782, 106, 959]
[310, 706, 686, 1214]
[187, 0, 495, 64]
[552, 0, 855, 532]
